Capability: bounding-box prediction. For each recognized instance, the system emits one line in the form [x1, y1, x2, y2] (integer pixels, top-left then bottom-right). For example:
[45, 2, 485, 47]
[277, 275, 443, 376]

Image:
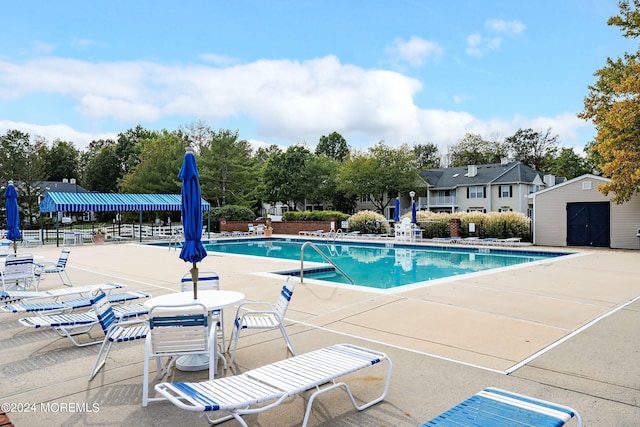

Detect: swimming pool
[202, 238, 569, 290]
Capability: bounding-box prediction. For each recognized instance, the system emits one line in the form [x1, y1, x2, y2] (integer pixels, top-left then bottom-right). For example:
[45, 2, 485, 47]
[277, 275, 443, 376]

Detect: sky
[1, 0, 636, 156]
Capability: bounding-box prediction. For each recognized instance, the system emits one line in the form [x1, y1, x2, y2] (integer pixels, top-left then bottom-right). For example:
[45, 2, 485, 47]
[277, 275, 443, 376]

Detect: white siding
[533, 175, 640, 249]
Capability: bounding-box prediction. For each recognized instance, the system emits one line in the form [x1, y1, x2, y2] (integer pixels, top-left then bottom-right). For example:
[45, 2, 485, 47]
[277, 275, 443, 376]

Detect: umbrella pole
[190, 263, 198, 300]
[12, 240, 17, 254]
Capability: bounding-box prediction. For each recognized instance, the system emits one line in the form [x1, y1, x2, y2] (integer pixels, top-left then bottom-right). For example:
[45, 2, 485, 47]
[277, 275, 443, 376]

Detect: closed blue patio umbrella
[4, 180, 21, 254]
[411, 200, 417, 224]
[394, 197, 400, 222]
[178, 147, 208, 299]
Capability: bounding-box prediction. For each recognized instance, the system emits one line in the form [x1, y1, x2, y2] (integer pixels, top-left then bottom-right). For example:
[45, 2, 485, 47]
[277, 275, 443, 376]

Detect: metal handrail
[325, 228, 342, 242]
[300, 241, 354, 285]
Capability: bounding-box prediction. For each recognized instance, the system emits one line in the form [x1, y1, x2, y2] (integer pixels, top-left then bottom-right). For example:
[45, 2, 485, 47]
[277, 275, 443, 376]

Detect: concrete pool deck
[1, 238, 639, 426]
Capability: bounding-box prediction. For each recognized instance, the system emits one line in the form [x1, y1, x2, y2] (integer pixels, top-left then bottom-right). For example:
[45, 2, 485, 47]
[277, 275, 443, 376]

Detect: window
[499, 185, 512, 198]
[467, 207, 486, 213]
[528, 184, 540, 194]
[499, 207, 512, 212]
[360, 194, 371, 202]
[468, 186, 484, 199]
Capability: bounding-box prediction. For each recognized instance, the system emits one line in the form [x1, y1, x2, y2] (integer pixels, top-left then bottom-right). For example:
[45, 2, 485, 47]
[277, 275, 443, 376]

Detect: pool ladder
[299, 241, 355, 285]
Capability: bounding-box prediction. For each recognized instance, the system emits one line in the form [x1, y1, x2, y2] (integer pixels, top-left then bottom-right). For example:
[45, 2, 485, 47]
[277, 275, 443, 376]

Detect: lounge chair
[0, 282, 125, 305]
[154, 343, 392, 427]
[227, 277, 296, 366]
[142, 302, 221, 407]
[420, 387, 582, 426]
[36, 247, 73, 286]
[17, 303, 149, 346]
[88, 290, 150, 380]
[0, 290, 151, 314]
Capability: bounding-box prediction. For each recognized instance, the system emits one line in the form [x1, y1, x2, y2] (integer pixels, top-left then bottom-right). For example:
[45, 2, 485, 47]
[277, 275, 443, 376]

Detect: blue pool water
[202, 238, 568, 289]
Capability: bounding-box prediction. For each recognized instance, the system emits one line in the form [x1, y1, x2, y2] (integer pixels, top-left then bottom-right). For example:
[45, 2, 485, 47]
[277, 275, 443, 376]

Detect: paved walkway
[1, 240, 639, 426]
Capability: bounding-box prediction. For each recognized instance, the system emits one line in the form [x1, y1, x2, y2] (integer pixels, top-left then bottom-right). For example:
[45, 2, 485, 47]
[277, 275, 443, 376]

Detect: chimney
[543, 174, 556, 187]
[70, 178, 76, 184]
[467, 165, 477, 177]
[62, 178, 69, 183]
[501, 157, 509, 165]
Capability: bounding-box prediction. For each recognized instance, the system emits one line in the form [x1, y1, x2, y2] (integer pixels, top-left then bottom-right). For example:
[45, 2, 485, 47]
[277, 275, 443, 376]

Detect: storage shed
[530, 174, 640, 249]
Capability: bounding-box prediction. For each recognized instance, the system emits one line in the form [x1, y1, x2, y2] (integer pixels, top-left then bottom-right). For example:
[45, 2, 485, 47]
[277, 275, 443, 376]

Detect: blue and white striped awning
[39, 192, 210, 213]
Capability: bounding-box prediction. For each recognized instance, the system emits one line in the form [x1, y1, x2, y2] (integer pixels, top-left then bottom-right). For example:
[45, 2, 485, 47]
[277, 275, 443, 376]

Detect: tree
[504, 128, 559, 172]
[0, 130, 46, 226]
[83, 140, 122, 192]
[41, 139, 80, 181]
[413, 142, 442, 169]
[261, 145, 311, 210]
[548, 147, 594, 180]
[316, 131, 349, 162]
[197, 129, 259, 208]
[337, 142, 420, 212]
[120, 131, 183, 194]
[578, 0, 640, 203]
[299, 155, 340, 208]
[115, 125, 158, 178]
[0, 129, 31, 182]
[447, 133, 505, 166]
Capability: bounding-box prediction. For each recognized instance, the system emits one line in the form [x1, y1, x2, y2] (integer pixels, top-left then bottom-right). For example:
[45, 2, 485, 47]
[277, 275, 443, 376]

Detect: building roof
[528, 173, 610, 199]
[36, 180, 90, 193]
[39, 192, 210, 213]
[419, 161, 548, 189]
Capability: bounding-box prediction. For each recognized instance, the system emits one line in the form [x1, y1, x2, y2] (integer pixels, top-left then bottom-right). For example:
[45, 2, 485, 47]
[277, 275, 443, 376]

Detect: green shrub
[282, 210, 350, 222]
[407, 211, 531, 240]
[347, 210, 391, 234]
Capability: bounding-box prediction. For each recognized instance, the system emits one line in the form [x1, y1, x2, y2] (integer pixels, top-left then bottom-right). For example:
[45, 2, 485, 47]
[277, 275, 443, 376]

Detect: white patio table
[143, 290, 245, 371]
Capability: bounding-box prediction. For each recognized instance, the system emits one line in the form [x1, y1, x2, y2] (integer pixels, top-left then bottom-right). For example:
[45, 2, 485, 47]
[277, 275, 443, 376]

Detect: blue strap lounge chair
[0, 291, 151, 314]
[17, 303, 149, 346]
[0, 282, 126, 305]
[420, 387, 582, 427]
[154, 343, 392, 427]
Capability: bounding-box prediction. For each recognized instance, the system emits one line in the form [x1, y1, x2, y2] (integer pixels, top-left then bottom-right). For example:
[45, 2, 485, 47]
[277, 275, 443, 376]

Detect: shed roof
[39, 192, 210, 213]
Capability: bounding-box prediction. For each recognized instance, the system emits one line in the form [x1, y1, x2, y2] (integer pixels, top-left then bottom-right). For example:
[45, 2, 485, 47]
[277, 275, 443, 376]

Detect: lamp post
[409, 191, 415, 202]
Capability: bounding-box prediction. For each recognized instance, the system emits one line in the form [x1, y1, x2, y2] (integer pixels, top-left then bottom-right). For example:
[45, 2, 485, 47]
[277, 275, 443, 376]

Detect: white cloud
[71, 38, 97, 50]
[198, 53, 240, 67]
[0, 54, 588, 153]
[466, 18, 525, 57]
[31, 41, 56, 55]
[386, 36, 443, 67]
[0, 120, 117, 148]
[485, 19, 526, 36]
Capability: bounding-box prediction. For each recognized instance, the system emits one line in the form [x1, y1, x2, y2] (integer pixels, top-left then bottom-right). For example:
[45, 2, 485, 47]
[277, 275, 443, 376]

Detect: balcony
[421, 195, 457, 208]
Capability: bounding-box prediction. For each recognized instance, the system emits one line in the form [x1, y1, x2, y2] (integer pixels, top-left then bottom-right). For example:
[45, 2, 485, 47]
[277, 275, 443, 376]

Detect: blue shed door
[566, 202, 610, 247]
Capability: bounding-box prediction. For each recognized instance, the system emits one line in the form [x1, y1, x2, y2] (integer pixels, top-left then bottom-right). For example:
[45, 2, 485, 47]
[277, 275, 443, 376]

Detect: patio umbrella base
[175, 354, 209, 371]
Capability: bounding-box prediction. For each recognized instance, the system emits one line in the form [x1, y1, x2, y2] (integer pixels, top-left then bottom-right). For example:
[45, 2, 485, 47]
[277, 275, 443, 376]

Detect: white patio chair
[180, 270, 226, 350]
[37, 247, 72, 286]
[227, 276, 297, 366]
[1, 254, 38, 291]
[88, 290, 149, 381]
[142, 302, 220, 407]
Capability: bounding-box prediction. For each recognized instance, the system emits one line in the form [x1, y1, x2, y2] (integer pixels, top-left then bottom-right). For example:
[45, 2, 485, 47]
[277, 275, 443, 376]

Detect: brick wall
[219, 220, 334, 235]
